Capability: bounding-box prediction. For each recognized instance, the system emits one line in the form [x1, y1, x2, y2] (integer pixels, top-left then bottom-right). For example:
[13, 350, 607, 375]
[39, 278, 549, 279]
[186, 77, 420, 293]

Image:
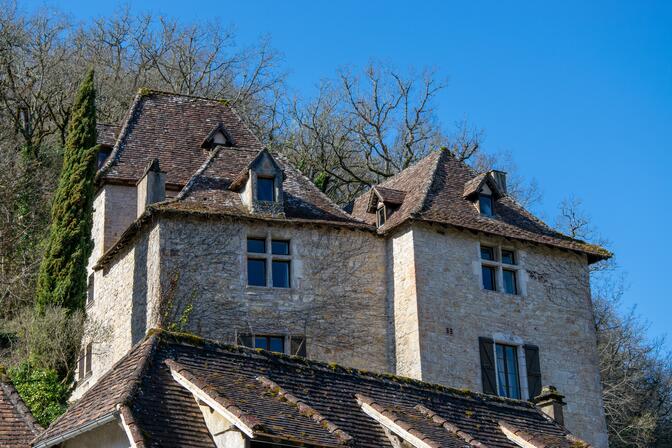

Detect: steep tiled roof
[351, 150, 610, 262]
[167, 146, 361, 224]
[36, 331, 587, 448]
[96, 123, 120, 148]
[0, 379, 42, 447]
[97, 90, 263, 187]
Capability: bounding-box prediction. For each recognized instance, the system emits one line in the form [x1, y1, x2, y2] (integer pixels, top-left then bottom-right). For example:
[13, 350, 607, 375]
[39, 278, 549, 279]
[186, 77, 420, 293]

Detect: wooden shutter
[478, 337, 497, 395]
[290, 336, 306, 357]
[524, 344, 542, 400]
[85, 343, 93, 374]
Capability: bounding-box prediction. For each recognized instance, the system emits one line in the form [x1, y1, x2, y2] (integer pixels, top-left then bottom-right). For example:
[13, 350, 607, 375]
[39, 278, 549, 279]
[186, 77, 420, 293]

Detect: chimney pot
[532, 385, 566, 425]
[136, 158, 166, 218]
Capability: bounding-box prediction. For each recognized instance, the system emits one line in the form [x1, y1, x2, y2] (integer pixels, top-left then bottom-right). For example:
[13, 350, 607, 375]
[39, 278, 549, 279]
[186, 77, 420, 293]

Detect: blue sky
[26, 1, 672, 346]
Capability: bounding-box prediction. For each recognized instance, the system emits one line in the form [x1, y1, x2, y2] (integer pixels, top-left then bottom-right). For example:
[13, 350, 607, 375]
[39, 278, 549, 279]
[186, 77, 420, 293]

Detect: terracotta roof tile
[36, 331, 588, 448]
[0, 380, 42, 448]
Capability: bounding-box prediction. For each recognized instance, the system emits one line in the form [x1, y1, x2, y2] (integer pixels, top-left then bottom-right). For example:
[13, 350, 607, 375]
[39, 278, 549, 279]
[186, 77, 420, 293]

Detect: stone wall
[401, 222, 607, 447]
[73, 221, 161, 400]
[157, 216, 391, 372]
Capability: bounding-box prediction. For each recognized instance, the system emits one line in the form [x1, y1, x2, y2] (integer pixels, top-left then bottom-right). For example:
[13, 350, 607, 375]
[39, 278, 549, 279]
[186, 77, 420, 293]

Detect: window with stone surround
[479, 244, 521, 295]
[237, 333, 306, 357]
[86, 273, 95, 307]
[246, 236, 292, 288]
[78, 342, 93, 380]
[495, 343, 521, 399]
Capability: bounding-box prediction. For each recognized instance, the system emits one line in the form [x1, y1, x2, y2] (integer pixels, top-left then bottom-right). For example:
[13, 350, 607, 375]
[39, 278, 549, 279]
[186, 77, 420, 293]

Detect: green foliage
[8, 363, 69, 427]
[35, 69, 98, 313]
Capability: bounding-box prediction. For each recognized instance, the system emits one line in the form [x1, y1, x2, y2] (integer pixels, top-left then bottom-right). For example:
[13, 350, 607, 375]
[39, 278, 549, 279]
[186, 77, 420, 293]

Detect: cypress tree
[35, 69, 99, 313]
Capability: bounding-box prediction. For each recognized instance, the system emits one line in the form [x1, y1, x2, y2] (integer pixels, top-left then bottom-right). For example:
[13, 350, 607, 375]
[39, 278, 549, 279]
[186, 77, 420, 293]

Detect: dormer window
[257, 177, 275, 202]
[376, 205, 387, 227]
[97, 147, 111, 169]
[479, 194, 494, 217]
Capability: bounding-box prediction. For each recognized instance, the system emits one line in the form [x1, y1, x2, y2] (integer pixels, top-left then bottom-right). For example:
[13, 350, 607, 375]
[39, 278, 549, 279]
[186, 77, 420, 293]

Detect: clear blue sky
[26, 1, 672, 346]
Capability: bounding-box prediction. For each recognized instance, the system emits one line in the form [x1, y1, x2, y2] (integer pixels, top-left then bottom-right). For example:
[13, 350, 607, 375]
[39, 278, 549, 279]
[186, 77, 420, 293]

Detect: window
[479, 244, 521, 295]
[482, 266, 497, 291]
[479, 194, 494, 216]
[376, 206, 386, 227]
[246, 236, 292, 288]
[247, 259, 266, 286]
[238, 334, 307, 357]
[78, 343, 93, 380]
[97, 148, 111, 169]
[501, 250, 516, 265]
[272, 260, 291, 288]
[503, 269, 518, 295]
[86, 273, 94, 306]
[255, 335, 285, 353]
[256, 177, 275, 202]
[496, 343, 521, 399]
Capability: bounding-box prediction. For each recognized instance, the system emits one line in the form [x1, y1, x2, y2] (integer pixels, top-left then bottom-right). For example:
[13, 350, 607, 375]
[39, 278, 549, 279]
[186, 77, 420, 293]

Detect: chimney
[490, 170, 507, 195]
[136, 158, 166, 218]
[533, 385, 566, 425]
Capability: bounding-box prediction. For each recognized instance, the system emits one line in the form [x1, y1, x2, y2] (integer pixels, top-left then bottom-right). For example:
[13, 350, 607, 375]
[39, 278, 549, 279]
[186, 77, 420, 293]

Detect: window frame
[495, 343, 521, 399]
[479, 244, 523, 295]
[246, 235, 293, 289]
[256, 176, 276, 202]
[238, 333, 306, 356]
[376, 205, 387, 227]
[482, 265, 497, 291]
[479, 193, 494, 216]
[86, 273, 95, 307]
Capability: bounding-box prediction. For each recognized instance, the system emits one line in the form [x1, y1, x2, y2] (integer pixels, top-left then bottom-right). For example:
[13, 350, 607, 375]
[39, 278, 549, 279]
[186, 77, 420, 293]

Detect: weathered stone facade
[390, 222, 607, 447]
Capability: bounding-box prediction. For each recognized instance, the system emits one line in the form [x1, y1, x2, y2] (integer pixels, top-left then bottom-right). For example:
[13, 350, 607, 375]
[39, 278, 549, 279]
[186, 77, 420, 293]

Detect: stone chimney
[533, 385, 567, 425]
[490, 170, 507, 195]
[136, 158, 166, 218]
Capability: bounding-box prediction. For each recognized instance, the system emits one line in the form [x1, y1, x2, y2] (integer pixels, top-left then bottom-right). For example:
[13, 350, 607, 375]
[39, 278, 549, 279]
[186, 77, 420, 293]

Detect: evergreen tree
[35, 69, 98, 313]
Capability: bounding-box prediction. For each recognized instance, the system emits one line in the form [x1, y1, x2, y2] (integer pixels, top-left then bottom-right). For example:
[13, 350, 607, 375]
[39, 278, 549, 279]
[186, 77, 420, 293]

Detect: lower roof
[35, 330, 587, 448]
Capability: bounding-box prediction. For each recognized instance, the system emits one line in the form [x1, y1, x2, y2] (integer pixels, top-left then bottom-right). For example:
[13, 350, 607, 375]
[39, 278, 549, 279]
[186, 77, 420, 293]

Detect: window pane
[505, 346, 521, 399]
[255, 336, 269, 350]
[503, 270, 517, 294]
[501, 250, 515, 265]
[257, 177, 275, 201]
[247, 238, 266, 253]
[482, 266, 496, 291]
[247, 259, 266, 286]
[377, 207, 386, 226]
[97, 149, 111, 169]
[496, 344, 507, 396]
[272, 261, 291, 288]
[269, 336, 284, 353]
[271, 240, 290, 255]
[480, 246, 495, 260]
[479, 194, 493, 216]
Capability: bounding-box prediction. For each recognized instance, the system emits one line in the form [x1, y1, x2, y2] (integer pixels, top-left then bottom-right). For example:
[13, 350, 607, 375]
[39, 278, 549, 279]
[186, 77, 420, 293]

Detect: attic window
[257, 177, 275, 202]
[376, 205, 386, 227]
[201, 123, 234, 148]
[479, 194, 494, 216]
[97, 148, 111, 169]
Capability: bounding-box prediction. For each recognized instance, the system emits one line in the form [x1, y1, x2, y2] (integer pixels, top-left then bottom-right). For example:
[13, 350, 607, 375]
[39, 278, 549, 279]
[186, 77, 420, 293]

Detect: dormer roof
[201, 122, 235, 149]
[367, 186, 406, 212]
[228, 148, 284, 191]
[463, 172, 504, 200]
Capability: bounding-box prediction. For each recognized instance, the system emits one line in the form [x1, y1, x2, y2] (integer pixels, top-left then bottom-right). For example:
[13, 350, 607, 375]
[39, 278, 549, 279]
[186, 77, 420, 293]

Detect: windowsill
[77, 372, 93, 384]
[85, 301, 94, 310]
[246, 285, 295, 292]
[481, 288, 522, 297]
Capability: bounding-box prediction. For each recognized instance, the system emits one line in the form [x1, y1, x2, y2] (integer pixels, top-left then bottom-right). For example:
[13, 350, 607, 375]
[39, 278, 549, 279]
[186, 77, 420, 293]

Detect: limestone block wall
[101, 185, 137, 253]
[157, 216, 391, 373]
[73, 222, 161, 400]
[403, 223, 607, 447]
[386, 226, 423, 379]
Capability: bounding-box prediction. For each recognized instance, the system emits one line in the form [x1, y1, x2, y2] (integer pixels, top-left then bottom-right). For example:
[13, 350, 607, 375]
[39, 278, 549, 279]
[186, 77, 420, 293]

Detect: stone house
[76, 89, 610, 446]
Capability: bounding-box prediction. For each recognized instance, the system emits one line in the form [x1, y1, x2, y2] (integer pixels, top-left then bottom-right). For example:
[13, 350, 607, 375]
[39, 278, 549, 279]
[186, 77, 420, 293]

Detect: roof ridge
[274, 152, 364, 222]
[413, 149, 448, 217]
[415, 404, 487, 448]
[256, 375, 353, 445]
[0, 380, 43, 435]
[96, 92, 145, 181]
[176, 146, 225, 200]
